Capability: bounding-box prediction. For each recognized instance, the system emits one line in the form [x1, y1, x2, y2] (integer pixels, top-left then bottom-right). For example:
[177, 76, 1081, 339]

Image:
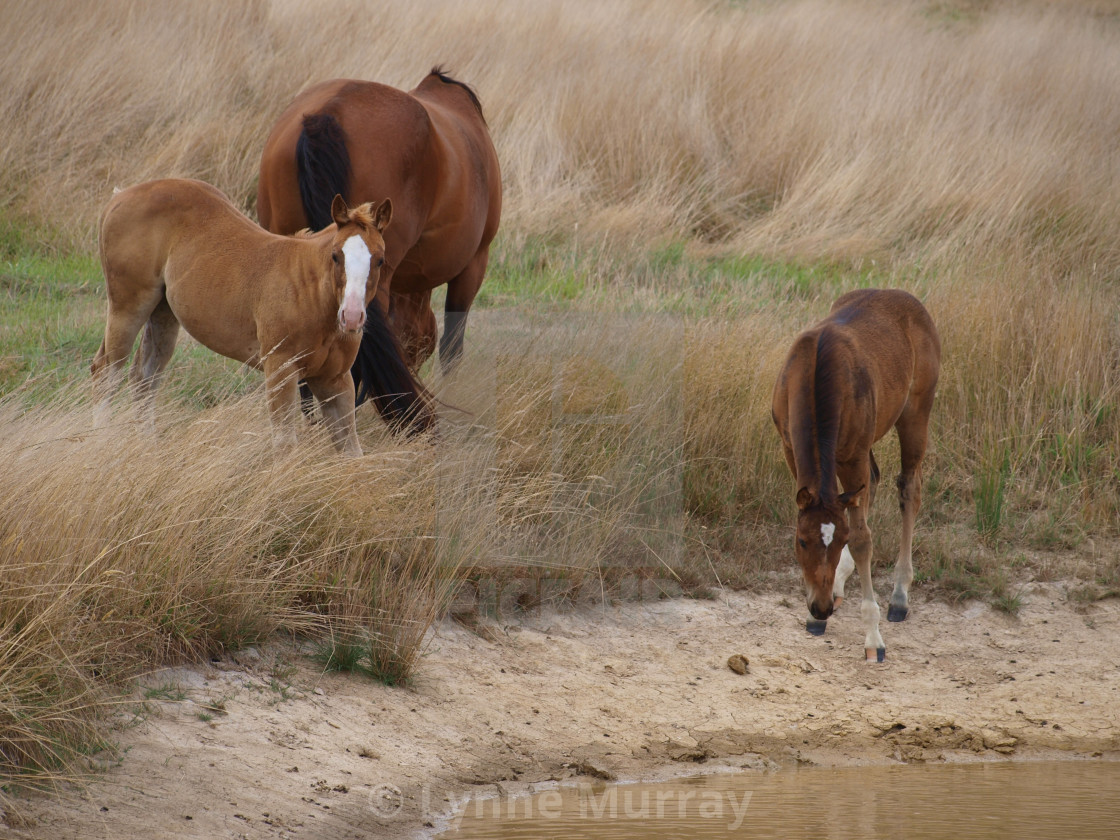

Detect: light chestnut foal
[772, 289, 940, 661]
[92, 178, 391, 456]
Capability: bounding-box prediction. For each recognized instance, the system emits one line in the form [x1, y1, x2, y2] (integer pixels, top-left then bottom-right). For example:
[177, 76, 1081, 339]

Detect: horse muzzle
[338, 308, 366, 333]
[808, 598, 834, 621]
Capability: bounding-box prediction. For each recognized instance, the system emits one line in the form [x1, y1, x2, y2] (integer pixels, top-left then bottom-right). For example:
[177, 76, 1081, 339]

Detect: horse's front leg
[838, 462, 884, 662]
[831, 544, 856, 609]
[857, 560, 885, 661]
[306, 372, 362, 457]
[846, 508, 884, 662]
[807, 544, 855, 637]
[263, 356, 302, 450]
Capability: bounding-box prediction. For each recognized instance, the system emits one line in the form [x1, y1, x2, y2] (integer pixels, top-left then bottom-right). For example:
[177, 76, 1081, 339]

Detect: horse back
[411, 70, 502, 229]
[774, 289, 939, 466]
[826, 289, 940, 377]
[824, 289, 940, 442]
[101, 179, 236, 285]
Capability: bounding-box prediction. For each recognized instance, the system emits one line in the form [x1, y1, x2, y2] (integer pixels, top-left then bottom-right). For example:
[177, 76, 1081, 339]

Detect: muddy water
[441, 761, 1120, 839]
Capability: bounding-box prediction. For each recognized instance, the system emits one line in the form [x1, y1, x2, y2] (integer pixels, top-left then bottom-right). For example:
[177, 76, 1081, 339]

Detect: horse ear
[838, 485, 865, 508]
[330, 194, 349, 227]
[373, 198, 393, 232]
[796, 487, 814, 510]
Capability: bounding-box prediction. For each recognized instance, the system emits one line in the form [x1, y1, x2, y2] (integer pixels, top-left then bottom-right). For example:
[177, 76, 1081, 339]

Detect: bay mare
[771, 289, 940, 661]
[257, 67, 502, 415]
[91, 178, 425, 455]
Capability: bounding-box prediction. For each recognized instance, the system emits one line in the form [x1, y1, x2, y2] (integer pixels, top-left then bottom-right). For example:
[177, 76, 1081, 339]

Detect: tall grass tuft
[974, 442, 1011, 541]
[0, 388, 463, 785]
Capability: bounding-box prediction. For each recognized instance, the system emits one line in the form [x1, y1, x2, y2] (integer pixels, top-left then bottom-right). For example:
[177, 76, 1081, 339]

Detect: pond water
[440, 760, 1120, 839]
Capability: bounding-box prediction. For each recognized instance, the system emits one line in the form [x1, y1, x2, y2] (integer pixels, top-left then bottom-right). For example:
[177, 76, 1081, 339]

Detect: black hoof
[887, 604, 909, 622]
[806, 618, 827, 636]
[877, 647, 886, 662]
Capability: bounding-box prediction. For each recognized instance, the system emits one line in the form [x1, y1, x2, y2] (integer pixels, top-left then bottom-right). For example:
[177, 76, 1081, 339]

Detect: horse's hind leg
[91, 339, 120, 428]
[389, 290, 437, 371]
[889, 403, 933, 623]
[130, 296, 180, 432]
[441, 249, 489, 375]
[91, 288, 164, 427]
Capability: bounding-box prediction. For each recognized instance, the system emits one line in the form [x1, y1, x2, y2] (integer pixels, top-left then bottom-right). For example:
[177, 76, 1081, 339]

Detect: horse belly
[393, 221, 485, 293]
[164, 286, 260, 366]
[390, 120, 497, 293]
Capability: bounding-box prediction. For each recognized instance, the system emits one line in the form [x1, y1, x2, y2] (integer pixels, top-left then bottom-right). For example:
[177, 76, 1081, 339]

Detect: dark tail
[353, 302, 437, 436]
[295, 112, 351, 230]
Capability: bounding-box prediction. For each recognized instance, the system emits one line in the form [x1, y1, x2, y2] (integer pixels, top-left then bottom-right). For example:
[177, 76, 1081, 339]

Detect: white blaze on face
[820, 521, 836, 547]
[339, 234, 371, 331]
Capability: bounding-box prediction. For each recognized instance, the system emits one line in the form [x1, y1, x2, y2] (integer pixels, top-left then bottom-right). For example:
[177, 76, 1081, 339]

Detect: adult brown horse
[257, 67, 502, 412]
[91, 178, 427, 455]
[771, 289, 940, 662]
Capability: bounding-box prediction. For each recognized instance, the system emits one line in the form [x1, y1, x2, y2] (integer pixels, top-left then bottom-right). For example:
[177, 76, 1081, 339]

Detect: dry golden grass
[3, 0, 1120, 790]
[0, 313, 688, 785]
[0, 390, 463, 776]
[1, 0, 1118, 279]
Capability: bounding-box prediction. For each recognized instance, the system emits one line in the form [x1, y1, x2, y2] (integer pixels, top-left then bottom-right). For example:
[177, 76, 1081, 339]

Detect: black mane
[429, 65, 485, 119]
[813, 328, 843, 503]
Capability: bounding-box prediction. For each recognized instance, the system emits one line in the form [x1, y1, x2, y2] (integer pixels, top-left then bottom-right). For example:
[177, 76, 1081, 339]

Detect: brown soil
[5, 582, 1118, 839]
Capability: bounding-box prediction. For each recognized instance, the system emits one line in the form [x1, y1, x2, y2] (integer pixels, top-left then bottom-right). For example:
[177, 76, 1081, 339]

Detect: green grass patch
[142, 684, 188, 703]
[481, 234, 893, 316]
[0, 248, 103, 395]
[974, 444, 1011, 542]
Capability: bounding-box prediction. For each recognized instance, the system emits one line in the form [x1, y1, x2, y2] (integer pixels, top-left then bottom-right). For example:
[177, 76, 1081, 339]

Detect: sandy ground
[4, 581, 1119, 839]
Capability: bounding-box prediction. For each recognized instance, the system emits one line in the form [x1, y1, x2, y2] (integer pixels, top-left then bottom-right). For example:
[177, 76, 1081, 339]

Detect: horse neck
[790, 330, 844, 503]
[289, 234, 338, 313]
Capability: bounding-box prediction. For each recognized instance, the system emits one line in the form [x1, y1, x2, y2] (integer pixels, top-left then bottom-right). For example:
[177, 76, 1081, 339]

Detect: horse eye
[332, 252, 340, 264]
[375, 257, 385, 269]
[798, 538, 807, 549]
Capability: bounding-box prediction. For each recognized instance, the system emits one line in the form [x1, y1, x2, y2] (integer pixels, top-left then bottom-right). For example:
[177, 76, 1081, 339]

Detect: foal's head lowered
[794, 486, 860, 620]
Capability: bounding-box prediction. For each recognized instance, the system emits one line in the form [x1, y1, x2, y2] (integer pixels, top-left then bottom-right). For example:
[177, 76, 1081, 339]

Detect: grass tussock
[0, 390, 460, 783]
[0, 313, 692, 786]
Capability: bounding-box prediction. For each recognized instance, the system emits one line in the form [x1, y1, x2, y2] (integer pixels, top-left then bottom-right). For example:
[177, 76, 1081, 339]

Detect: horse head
[794, 486, 860, 620]
[327, 194, 392, 333]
